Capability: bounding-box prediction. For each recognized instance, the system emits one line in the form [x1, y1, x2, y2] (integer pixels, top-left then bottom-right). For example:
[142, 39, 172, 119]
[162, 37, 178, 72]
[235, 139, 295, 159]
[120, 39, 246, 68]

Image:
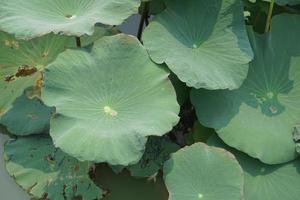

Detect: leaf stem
[265, 0, 275, 33]
[137, 2, 149, 41]
[75, 37, 81, 48]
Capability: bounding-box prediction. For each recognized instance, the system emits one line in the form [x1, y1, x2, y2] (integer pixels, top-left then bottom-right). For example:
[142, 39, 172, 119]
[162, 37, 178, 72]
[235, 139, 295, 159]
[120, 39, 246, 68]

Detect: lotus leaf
[0, 26, 115, 119]
[0, 88, 53, 135]
[143, 0, 253, 90]
[42, 34, 180, 165]
[0, 0, 139, 39]
[4, 136, 102, 200]
[163, 143, 244, 200]
[208, 135, 300, 200]
[191, 14, 300, 164]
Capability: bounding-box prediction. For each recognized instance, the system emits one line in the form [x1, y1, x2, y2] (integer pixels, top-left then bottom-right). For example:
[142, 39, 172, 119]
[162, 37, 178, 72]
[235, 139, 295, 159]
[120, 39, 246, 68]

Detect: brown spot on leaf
[26, 182, 37, 193]
[4, 75, 15, 82]
[44, 155, 56, 165]
[4, 65, 38, 83]
[4, 39, 20, 49]
[42, 51, 49, 58]
[41, 193, 48, 200]
[16, 65, 37, 77]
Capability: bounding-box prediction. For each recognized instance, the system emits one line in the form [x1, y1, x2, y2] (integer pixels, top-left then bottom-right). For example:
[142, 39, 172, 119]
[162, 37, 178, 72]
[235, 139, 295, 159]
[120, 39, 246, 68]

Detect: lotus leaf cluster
[0, 0, 300, 199]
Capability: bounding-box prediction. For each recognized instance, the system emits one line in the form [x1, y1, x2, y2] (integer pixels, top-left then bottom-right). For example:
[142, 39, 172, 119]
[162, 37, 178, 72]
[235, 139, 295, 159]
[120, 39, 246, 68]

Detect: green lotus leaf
[4, 136, 102, 200]
[208, 134, 300, 200]
[0, 26, 115, 119]
[0, 0, 139, 39]
[163, 143, 244, 200]
[191, 14, 300, 164]
[95, 165, 168, 200]
[143, 0, 253, 90]
[127, 136, 179, 178]
[0, 88, 53, 136]
[0, 135, 31, 200]
[41, 34, 180, 165]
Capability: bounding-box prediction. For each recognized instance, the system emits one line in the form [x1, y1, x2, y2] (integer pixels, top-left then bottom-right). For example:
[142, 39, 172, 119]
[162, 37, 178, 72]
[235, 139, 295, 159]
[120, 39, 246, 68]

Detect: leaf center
[104, 106, 118, 117]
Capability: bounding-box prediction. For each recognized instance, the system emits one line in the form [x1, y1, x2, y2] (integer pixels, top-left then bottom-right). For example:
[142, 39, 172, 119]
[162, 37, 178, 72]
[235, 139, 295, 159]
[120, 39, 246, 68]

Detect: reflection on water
[0, 134, 30, 200]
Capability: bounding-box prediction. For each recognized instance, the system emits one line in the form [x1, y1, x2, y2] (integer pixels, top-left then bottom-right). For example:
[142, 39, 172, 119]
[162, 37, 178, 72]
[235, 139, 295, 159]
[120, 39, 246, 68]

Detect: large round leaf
[0, 88, 53, 135]
[143, 0, 253, 90]
[163, 143, 244, 200]
[208, 135, 300, 200]
[0, 26, 116, 119]
[0, 0, 139, 39]
[42, 34, 180, 165]
[191, 14, 300, 164]
[4, 136, 102, 200]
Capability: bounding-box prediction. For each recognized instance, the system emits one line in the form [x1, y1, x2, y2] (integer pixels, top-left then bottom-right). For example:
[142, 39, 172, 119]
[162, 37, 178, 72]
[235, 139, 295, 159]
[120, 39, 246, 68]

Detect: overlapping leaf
[4, 136, 102, 200]
[0, 0, 139, 39]
[0, 26, 116, 120]
[208, 135, 300, 200]
[163, 143, 244, 200]
[42, 34, 179, 165]
[0, 88, 53, 135]
[143, 0, 253, 89]
[191, 14, 300, 164]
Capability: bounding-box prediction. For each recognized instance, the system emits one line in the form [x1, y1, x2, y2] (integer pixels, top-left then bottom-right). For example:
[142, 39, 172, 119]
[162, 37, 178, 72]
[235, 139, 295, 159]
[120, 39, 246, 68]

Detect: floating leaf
[191, 14, 300, 164]
[127, 136, 180, 178]
[95, 165, 168, 200]
[4, 136, 102, 200]
[0, 88, 53, 136]
[42, 34, 180, 165]
[208, 134, 300, 200]
[163, 143, 244, 200]
[143, 0, 253, 89]
[0, 0, 139, 39]
[0, 26, 115, 119]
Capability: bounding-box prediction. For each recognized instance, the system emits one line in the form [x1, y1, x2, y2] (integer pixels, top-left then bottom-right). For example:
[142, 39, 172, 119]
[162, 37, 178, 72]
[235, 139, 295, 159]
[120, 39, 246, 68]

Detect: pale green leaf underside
[208, 135, 300, 200]
[42, 34, 179, 165]
[4, 136, 102, 200]
[163, 143, 244, 200]
[143, 0, 253, 90]
[0, 0, 139, 39]
[0, 26, 116, 118]
[0, 89, 53, 136]
[127, 136, 179, 178]
[191, 14, 300, 164]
